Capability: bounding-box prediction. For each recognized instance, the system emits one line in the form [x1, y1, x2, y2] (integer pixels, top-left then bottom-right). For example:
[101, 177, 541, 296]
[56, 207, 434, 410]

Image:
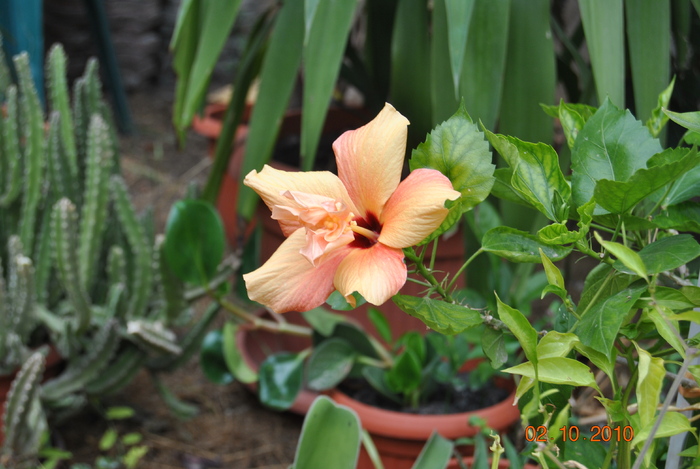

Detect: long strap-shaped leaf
[445, 0, 475, 99]
[301, 0, 357, 171]
[579, 0, 625, 107]
[238, 0, 305, 220]
[625, 0, 671, 124]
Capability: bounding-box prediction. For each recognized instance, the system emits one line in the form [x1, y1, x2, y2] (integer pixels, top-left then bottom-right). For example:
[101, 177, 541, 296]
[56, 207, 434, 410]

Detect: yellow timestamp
[525, 425, 635, 442]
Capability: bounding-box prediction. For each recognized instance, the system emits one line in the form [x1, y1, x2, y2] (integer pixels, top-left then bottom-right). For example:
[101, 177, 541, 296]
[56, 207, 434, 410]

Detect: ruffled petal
[333, 103, 409, 218]
[334, 243, 406, 306]
[244, 165, 357, 236]
[243, 229, 350, 313]
[378, 168, 460, 248]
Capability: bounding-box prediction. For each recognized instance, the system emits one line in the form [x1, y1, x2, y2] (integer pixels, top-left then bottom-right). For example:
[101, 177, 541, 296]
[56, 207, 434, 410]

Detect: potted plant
[0, 44, 226, 466]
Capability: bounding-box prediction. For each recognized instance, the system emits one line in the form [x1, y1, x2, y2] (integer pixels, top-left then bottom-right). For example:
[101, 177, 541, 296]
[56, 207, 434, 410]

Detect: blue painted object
[0, 0, 44, 105]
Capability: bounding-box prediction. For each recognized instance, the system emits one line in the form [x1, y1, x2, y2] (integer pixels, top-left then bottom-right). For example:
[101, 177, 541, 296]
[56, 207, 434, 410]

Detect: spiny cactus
[0, 42, 222, 460]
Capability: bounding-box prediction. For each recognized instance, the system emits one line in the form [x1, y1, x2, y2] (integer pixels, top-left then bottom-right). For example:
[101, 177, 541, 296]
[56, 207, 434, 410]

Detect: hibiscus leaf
[482, 226, 572, 262]
[392, 295, 483, 335]
[409, 103, 495, 244]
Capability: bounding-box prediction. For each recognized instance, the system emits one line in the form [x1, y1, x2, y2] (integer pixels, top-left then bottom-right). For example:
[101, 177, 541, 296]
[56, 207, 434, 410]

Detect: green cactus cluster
[0, 42, 221, 462]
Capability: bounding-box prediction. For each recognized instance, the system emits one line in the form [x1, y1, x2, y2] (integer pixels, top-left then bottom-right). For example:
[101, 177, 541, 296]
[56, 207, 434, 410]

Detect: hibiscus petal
[334, 243, 407, 306]
[333, 103, 409, 218]
[244, 165, 357, 236]
[378, 168, 460, 248]
[243, 229, 350, 313]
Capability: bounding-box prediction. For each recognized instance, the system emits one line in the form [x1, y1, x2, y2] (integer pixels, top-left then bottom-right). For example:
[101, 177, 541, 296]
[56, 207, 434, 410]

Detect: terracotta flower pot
[0, 346, 64, 445]
[328, 360, 520, 469]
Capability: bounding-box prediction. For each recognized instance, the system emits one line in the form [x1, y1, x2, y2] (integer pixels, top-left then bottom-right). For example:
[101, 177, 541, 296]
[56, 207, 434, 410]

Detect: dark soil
[339, 372, 510, 415]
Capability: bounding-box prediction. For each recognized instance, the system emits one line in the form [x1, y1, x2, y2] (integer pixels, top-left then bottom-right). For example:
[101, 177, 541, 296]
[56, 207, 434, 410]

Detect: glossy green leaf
[644, 308, 685, 358]
[631, 412, 693, 448]
[368, 308, 392, 343]
[306, 338, 356, 391]
[362, 366, 401, 404]
[649, 286, 700, 310]
[626, 0, 671, 123]
[544, 101, 597, 149]
[634, 343, 665, 428]
[595, 232, 647, 280]
[482, 226, 572, 263]
[412, 432, 454, 469]
[258, 352, 306, 410]
[239, 0, 305, 219]
[409, 104, 495, 243]
[504, 357, 598, 389]
[481, 327, 507, 369]
[577, 283, 646, 355]
[222, 322, 257, 384]
[390, 0, 432, 143]
[578, 264, 634, 315]
[392, 295, 483, 335]
[486, 131, 570, 222]
[326, 291, 366, 311]
[164, 199, 225, 285]
[653, 201, 700, 233]
[430, 0, 458, 125]
[459, 0, 510, 131]
[536, 332, 579, 359]
[386, 350, 422, 394]
[301, 0, 356, 170]
[496, 295, 537, 364]
[664, 109, 700, 133]
[444, 0, 475, 96]
[537, 200, 595, 245]
[175, 0, 242, 136]
[292, 396, 361, 469]
[200, 329, 234, 385]
[579, 0, 624, 106]
[327, 323, 379, 359]
[656, 163, 700, 207]
[594, 148, 700, 214]
[615, 234, 700, 275]
[574, 343, 615, 380]
[646, 77, 675, 137]
[571, 99, 662, 214]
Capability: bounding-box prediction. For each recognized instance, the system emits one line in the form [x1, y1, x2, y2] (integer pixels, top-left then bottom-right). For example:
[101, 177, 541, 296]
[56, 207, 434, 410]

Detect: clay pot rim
[328, 359, 519, 441]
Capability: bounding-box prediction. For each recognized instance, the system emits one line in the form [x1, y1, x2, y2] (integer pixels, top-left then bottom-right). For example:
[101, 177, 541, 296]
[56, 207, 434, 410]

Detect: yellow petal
[378, 168, 460, 248]
[334, 243, 407, 306]
[333, 103, 409, 218]
[243, 229, 350, 313]
[244, 165, 357, 236]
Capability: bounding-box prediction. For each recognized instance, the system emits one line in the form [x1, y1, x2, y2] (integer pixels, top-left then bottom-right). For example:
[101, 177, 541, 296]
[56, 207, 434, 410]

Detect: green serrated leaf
[392, 295, 483, 335]
[409, 105, 494, 243]
[537, 199, 595, 245]
[482, 226, 572, 262]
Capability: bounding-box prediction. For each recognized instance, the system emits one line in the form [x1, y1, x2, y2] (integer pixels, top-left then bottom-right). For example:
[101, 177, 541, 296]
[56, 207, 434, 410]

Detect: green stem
[403, 247, 454, 302]
[429, 237, 439, 271]
[575, 239, 614, 266]
[447, 247, 484, 292]
[217, 295, 313, 337]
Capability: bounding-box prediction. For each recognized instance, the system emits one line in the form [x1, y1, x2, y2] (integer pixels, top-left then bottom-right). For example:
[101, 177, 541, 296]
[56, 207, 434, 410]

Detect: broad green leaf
[200, 329, 234, 385]
[412, 432, 454, 469]
[579, 0, 624, 107]
[576, 283, 646, 355]
[578, 264, 634, 315]
[481, 327, 507, 369]
[631, 412, 694, 448]
[653, 201, 700, 233]
[326, 323, 379, 359]
[681, 286, 700, 305]
[594, 148, 700, 214]
[491, 168, 530, 206]
[460, 0, 510, 131]
[306, 338, 356, 391]
[164, 199, 225, 285]
[644, 308, 685, 358]
[539, 249, 564, 290]
[409, 104, 495, 243]
[571, 99, 662, 214]
[301, 0, 357, 170]
[304, 0, 321, 40]
[326, 291, 366, 311]
[504, 357, 598, 389]
[574, 343, 614, 379]
[595, 232, 647, 280]
[482, 226, 572, 263]
[302, 308, 348, 337]
[258, 352, 306, 410]
[536, 332, 579, 359]
[238, 0, 305, 219]
[430, 0, 458, 126]
[392, 295, 483, 335]
[544, 101, 597, 149]
[615, 234, 700, 275]
[292, 396, 360, 469]
[656, 164, 700, 207]
[486, 131, 570, 222]
[537, 200, 595, 245]
[362, 367, 401, 404]
[222, 322, 257, 384]
[368, 308, 392, 343]
[649, 286, 700, 310]
[626, 0, 671, 124]
[175, 0, 242, 135]
[664, 109, 700, 133]
[444, 0, 475, 96]
[496, 296, 537, 365]
[646, 78, 675, 137]
[633, 343, 665, 428]
[386, 350, 422, 394]
[390, 0, 432, 143]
